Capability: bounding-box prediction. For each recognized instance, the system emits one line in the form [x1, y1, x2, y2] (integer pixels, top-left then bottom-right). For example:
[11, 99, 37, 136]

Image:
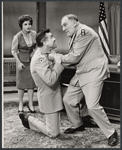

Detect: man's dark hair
[36, 28, 50, 47]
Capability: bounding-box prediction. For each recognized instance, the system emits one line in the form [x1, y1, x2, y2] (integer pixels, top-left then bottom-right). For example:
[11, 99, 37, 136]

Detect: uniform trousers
[28, 112, 60, 138]
[63, 80, 115, 138]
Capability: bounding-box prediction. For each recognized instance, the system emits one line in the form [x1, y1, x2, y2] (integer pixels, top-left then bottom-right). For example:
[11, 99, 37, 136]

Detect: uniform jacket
[62, 23, 108, 86]
[30, 48, 64, 113]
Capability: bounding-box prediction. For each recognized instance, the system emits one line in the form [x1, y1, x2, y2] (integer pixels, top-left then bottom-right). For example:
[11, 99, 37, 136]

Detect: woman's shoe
[18, 110, 24, 113]
[27, 105, 36, 113]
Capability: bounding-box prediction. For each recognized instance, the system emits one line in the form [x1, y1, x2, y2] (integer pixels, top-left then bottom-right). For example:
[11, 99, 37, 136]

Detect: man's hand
[48, 53, 55, 61]
[49, 53, 62, 64]
[54, 53, 62, 64]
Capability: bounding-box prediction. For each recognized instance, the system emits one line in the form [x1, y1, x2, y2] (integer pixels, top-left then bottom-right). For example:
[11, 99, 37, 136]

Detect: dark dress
[11, 30, 36, 89]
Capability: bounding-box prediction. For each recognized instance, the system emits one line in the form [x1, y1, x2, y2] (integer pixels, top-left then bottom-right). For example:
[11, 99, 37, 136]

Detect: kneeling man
[19, 28, 64, 138]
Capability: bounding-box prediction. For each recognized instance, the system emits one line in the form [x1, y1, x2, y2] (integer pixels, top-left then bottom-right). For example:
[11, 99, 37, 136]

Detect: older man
[49, 14, 118, 146]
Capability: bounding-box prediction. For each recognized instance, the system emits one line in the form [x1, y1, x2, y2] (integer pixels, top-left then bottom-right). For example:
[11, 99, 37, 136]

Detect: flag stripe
[99, 22, 109, 48]
[98, 2, 110, 56]
[99, 28, 110, 55]
[99, 38, 109, 59]
[98, 27, 110, 55]
[101, 20, 108, 40]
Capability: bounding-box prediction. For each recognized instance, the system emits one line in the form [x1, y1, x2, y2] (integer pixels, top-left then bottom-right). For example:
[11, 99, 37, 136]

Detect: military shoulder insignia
[81, 29, 86, 35]
[39, 57, 46, 63]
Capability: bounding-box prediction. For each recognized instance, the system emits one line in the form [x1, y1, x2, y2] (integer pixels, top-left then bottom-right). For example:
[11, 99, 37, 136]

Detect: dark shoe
[83, 116, 98, 128]
[27, 105, 36, 113]
[19, 112, 30, 129]
[64, 125, 85, 134]
[108, 130, 118, 146]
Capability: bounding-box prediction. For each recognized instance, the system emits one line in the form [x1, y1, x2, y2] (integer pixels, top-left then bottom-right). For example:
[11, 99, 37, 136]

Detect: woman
[11, 14, 37, 113]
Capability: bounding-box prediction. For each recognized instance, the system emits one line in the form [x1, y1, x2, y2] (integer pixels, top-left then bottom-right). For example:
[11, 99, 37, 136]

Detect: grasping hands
[49, 53, 62, 64]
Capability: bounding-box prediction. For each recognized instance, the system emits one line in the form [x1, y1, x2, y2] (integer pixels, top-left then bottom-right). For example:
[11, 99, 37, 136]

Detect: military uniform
[62, 23, 115, 138]
[29, 48, 64, 137]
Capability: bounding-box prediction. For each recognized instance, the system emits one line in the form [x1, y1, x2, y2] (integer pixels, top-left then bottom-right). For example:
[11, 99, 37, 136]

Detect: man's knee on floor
[47, 131, 59, 138]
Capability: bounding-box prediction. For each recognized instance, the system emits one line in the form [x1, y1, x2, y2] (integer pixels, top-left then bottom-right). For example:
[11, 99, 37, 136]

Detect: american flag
[98, 2, 110, 57]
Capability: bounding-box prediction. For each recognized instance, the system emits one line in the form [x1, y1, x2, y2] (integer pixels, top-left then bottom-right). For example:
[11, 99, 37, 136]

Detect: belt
[19, 49, 32, 53]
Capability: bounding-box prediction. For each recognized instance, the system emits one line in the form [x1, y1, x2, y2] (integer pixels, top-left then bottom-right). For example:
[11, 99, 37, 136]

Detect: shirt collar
[68, 23, 83, 49]
[37, 47, 51, 54]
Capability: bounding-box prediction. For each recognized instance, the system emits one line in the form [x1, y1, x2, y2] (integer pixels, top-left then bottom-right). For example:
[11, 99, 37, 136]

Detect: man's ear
[73, 20, 77, 27]
[43, 40, 47, 46]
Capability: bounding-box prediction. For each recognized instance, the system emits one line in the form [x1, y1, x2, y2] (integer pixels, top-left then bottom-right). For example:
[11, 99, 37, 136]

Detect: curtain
[108, 2, 120, 55]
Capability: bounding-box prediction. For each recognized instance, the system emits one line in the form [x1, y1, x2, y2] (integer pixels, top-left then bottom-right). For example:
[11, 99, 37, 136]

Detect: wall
[3, 2, 36, 57]
[3, 1, 108, 56]
[46, 1, 108, 54]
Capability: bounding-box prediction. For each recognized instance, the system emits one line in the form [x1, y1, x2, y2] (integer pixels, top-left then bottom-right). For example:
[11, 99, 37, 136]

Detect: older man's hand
[54, 53, 62, 64]
[49, 53, 62, 64]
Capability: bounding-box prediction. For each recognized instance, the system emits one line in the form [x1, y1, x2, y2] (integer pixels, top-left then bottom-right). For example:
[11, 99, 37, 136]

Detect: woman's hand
[18, 62, 25, 71]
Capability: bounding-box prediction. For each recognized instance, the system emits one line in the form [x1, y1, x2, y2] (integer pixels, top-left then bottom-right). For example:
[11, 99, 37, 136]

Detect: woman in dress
[11, 14, 37, 113]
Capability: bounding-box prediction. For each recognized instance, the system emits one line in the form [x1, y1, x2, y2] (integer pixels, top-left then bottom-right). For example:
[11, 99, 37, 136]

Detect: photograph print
[2, 0, 120, 148]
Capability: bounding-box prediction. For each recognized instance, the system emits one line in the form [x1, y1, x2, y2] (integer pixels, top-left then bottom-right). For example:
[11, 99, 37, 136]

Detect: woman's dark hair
[36, 28, 50, 47]
[18, 14, 33, 29]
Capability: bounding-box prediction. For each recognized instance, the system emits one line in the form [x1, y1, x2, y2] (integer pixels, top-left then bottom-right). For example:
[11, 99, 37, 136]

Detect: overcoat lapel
[69, 32, 77, 49]
[68, 24, 82, 49]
